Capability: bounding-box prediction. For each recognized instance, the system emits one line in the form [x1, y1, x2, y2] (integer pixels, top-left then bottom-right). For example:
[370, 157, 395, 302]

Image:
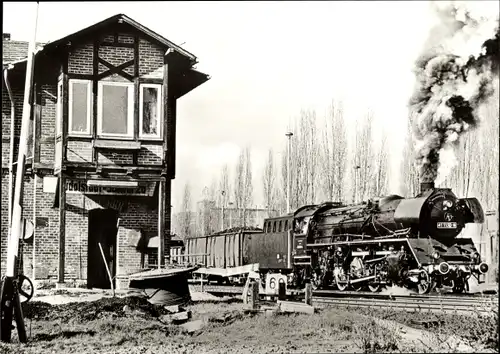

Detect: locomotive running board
[194, 263, 260, 277]
[307, 238, 408, 247]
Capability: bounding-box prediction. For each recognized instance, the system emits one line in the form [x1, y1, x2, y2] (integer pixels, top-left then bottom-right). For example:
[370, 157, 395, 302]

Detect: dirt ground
[0, 289, 497, 354]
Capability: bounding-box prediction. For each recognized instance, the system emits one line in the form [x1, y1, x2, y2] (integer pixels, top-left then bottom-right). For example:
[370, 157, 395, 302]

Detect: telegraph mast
[0, 2, 39, 343]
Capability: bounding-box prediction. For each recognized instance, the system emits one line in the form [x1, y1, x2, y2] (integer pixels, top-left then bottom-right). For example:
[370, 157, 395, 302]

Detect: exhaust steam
[409, 1, 499, 185]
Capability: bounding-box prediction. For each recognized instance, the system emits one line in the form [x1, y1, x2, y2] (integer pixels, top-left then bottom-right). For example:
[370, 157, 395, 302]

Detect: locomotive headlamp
[432, 252, 440, 260]
[478, 263, 489, 274]
[443, 200, 453, 208]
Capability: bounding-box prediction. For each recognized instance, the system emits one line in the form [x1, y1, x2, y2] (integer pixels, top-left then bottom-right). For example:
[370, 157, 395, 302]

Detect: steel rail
[188, 284, 498, 314]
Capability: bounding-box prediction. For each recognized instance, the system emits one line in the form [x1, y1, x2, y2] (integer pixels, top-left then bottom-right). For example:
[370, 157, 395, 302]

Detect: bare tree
[352, 111, 375, 203]
[179, 181, 192, 240]
[401, 115, 420, 197]
[372, 130, 389, 197]
[321, 100, 347, 202]
[242, 146, 253, 226]
[234, 149, 245, 224]
[262, 148, 278, 215]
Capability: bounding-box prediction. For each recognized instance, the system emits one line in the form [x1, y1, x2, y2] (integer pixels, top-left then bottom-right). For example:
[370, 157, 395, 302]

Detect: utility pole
[285, 132, 293, 213]
[221, 190, 225, 231]
[1, 2, 39, 343]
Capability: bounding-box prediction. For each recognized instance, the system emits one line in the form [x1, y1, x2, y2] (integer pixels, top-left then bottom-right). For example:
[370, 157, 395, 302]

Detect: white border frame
[56, 79, 63, 137]
[139, 83, 162, 139]
[97, 81, 134, 138]
[68, 79, 92, 136]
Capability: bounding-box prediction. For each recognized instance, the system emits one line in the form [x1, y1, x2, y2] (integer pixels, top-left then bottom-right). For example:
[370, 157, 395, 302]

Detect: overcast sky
[4, 1, 461, 210]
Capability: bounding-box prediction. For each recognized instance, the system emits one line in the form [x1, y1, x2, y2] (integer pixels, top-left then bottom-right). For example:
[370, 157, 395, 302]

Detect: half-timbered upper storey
[3, 14, 209, 179]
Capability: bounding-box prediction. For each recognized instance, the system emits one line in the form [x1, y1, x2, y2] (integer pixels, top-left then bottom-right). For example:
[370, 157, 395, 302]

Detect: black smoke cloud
[409, 2, 499, 184]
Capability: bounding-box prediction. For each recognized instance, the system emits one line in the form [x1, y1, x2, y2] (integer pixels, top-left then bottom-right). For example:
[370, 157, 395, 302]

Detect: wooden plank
[163, 50, 172, 174]
[58, 174, 66, 283]
[68, 73, 94, 80]
[278, 301, 315, 315]
[158, 178, 166, 268]
[34, 97, 41, 164]
[92, 40, 99, 164]
[305, 283, 312, 305]
[93, 139, 141, 150]
[99, 41, 134, 49]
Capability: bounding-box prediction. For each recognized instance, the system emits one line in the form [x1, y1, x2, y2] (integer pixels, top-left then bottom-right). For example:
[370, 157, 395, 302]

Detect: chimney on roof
[3, 33, 11, 41]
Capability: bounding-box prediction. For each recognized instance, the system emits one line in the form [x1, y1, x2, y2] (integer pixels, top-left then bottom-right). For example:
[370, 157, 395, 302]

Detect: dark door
[87, 208, 118, 289]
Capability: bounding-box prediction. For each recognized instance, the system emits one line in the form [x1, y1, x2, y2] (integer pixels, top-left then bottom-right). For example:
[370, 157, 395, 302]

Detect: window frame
[97, 81, 134, 139]
[68, 79, 92, 136]
[139, 83, 162, 139]
[284, 220, 289, 232]
[272, 221, 276, 233]
[56, 79, 63, 137]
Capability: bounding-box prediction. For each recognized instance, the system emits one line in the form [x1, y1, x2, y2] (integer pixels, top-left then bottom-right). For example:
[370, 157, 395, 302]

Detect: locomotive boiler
[185, 183, 488, 294]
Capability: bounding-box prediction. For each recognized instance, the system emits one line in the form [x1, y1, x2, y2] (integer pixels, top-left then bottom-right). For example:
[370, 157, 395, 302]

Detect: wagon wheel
[17, 274, 34, 303]
[351, 281, 364, 292]
[368, 283, 381, 293]
[417, 270, 431, 294]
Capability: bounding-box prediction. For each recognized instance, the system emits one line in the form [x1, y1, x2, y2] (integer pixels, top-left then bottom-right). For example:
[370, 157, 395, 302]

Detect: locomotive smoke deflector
[458, 197, 485, 224]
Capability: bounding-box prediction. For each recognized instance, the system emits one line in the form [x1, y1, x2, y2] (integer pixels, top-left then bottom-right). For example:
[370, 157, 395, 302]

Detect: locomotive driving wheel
[417, 270, 432, 294]
[368, 283, 381, 292]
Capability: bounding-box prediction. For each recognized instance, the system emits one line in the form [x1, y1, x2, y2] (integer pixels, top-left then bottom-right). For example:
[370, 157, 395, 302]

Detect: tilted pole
[1, 2, 39, 343]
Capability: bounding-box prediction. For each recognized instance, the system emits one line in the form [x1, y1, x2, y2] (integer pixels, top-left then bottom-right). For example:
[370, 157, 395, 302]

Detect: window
[98, 81, 134, 138]
[278, 221, 282, 232]
[284, 220, 289, 232]
[272, 222, 276, 233]
[56, 80, 63, 136]
[139, 84, 162, 138]
[68, 79, 92, 135]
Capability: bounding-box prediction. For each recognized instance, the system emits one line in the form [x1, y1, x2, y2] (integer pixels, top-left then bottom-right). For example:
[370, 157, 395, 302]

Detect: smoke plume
[409, 1, 499, 185]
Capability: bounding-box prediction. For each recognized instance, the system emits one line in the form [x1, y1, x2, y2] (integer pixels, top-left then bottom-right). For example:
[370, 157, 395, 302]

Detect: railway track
[188, 284, 499, 315]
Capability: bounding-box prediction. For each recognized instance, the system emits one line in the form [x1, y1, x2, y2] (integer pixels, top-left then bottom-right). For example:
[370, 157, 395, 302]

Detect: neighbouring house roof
[2, 39, 44, 64]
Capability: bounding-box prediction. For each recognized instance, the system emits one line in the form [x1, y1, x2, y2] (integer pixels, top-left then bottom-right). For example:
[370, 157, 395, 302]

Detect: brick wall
[67, 141, 93, 163]
[139, 38, 164, 78]
[68, 43, 93, 75]
[40, 84, 57, 165]
[137, 144, 162, 165]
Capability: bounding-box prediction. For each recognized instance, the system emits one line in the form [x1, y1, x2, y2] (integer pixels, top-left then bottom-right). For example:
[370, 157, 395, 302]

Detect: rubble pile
[22, 296, 171, 323]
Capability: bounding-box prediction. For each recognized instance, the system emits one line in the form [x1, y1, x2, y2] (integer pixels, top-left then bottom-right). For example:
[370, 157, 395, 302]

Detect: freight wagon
[183, 223, 293, 285]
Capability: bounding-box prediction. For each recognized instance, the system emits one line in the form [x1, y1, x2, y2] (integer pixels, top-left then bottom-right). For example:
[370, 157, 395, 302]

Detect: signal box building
[1, 14, 209, 289]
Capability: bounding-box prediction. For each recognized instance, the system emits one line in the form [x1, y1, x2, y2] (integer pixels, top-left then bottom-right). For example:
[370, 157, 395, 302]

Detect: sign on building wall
[66, 179, 156, 197]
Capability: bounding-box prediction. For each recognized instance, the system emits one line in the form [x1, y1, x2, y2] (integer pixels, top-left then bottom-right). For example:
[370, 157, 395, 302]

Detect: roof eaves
[120, 15, 197, 62]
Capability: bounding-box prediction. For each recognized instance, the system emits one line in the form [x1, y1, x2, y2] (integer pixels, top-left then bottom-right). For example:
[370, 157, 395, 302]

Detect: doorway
[87, 208, 118, 289]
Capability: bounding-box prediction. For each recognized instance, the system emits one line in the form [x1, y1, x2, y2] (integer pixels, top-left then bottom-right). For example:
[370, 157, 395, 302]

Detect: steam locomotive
[185, 183, 488, 294]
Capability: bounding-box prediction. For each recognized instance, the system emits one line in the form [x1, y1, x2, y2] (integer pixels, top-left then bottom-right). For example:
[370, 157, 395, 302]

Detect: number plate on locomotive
[437, 222, 457, 229]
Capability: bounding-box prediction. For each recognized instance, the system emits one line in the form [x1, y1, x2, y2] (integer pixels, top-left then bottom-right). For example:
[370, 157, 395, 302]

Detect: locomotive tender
[186, 183, 488, 294]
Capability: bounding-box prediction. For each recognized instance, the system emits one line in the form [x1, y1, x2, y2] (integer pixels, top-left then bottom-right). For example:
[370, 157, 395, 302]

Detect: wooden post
[249, 280, 259, 310]
[305, 283, 312, 306]
[200, 273, 204, 293]
[278, 281, 286, 301]
[58, 175, 66, 283]
[158, 178, 166, 269]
